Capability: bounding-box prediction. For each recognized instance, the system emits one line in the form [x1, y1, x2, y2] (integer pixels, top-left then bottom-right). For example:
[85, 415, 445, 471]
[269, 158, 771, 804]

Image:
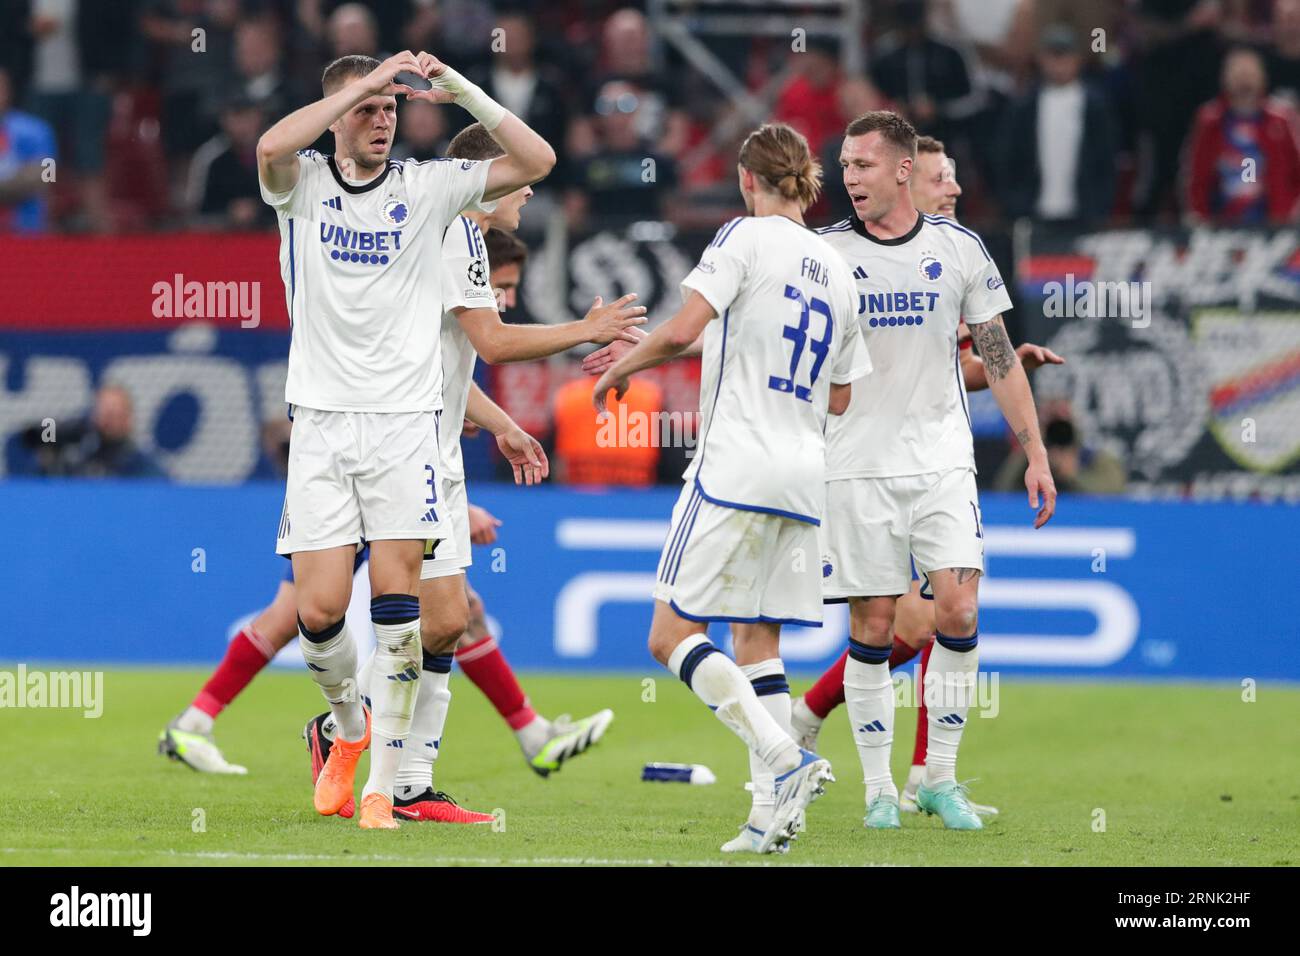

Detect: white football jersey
[437, 215, 497, 482]
[680, 215, 872, 524]
[260, 150, 495, 412]
[818, 213, 1011, 479]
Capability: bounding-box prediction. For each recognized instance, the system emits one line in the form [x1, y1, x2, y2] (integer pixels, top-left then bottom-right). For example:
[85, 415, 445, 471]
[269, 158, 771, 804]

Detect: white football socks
[667, 634, 800, 776]
[177, 705, 214, 736]
[845, 641, 897, 802]
[362, 596, 423, 802]
[924, 632, 979, 787]
[394, 652, 453, 798]
[739, 658, 790, 830]
[298, 617, 367, 742]
[515, 716, 553, 758]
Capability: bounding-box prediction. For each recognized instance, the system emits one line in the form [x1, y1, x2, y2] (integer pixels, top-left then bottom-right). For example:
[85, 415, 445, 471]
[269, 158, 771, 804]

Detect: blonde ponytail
[738, 123, 822, 209]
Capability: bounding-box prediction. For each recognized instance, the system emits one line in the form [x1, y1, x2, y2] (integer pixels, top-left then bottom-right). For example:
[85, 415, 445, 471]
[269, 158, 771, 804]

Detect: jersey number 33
[769, 283, 833, 402]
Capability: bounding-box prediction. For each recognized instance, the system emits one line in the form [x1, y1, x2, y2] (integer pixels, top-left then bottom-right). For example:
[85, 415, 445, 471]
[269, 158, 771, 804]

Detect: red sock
[455, 634, 537, 730]
[804, 649, 848, 719]
[911, 641, 933, 767]
[888, 636, 920, 670]
[192, 627, 275, 718]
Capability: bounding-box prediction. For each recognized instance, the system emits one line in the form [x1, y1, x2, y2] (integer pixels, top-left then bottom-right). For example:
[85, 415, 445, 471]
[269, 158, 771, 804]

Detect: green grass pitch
[1, 670, 1295, 866]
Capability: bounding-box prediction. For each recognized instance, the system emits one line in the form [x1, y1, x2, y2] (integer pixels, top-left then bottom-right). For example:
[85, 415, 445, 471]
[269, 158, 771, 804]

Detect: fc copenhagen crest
[918, 252, 943, 281]
[382, 198, 409, 225]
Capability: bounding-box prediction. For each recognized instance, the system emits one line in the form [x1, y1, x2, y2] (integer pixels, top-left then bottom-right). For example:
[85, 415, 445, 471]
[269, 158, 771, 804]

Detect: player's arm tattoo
[955, 567, 981, 585]
[969, 318, 1017, 384]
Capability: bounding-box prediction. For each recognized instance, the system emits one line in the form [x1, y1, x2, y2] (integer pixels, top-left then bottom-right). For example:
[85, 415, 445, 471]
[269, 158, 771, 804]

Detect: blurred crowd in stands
[7, 0, 1279, 491]
[3, 0, 1300, 235]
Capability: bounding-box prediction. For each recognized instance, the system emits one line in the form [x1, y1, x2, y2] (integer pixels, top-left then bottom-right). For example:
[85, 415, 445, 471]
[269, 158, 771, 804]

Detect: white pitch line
[1, 846, 863, 867]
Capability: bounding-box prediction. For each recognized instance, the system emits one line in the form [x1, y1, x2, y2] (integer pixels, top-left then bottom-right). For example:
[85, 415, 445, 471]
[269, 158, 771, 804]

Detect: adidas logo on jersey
[420, 508, 438, 523]
[322, 196, 342, 211]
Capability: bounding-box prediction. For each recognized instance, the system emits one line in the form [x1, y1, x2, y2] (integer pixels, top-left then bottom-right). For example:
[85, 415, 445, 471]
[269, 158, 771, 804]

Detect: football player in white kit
[816, 111, 1056, 831]
[331, 123, 642, 818]
[257, 50, 555, 829]
[592, 124, 872, 854]
[788, 136, 1063, 817]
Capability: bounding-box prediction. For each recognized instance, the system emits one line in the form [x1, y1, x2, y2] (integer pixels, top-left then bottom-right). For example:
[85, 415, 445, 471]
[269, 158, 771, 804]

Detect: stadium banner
[5, 226, 1299, 499]
[0, 229, 711, 482]
[1, 329, 291, 482]
[0, 480, 1291, 680]
[1018, 225, 1300, 501]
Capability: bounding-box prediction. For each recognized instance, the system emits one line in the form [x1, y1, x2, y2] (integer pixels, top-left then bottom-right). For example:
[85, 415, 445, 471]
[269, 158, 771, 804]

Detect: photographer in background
[22, 384, 163, 478]
[995, 400, 1126, 495]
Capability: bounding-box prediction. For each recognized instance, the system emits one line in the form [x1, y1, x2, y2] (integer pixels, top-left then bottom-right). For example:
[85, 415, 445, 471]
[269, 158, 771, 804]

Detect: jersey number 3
[769, 284, 832, 402]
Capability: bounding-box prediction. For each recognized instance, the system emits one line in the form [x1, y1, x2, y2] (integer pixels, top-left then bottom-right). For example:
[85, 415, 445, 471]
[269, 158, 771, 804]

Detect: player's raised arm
[968, 317, 1057, 527]
[479, 111, 559, 200]
[592, 291, 716, 414]
[439, 211, 645, 363]
[459, 294, 646, 365]
[256, 50, 425, 194]
[416, 53, 556, 200]
[581, 326, 707, 376]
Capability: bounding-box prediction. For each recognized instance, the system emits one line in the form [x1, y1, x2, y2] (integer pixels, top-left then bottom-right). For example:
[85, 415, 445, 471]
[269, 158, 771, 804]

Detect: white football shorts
[421, 474, 471, 580]
[275, 406, 455, 559]
[652, 482, 824, 627]
[820, 467, 984, 600]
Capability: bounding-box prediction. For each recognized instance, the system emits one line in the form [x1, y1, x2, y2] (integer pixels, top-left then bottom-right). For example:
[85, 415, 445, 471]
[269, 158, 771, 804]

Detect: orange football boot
[304, 712, 355, 818]
[359, 792, 399, 830]
[313, 708, 370, 816]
